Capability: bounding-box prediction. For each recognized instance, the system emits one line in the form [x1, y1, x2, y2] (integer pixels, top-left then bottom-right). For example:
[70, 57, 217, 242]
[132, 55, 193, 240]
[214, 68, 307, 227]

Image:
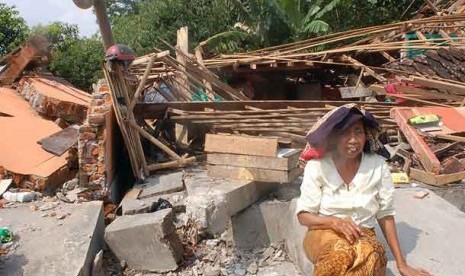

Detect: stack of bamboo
[168, 103, 399, 148]
[202, 14, 465, 73]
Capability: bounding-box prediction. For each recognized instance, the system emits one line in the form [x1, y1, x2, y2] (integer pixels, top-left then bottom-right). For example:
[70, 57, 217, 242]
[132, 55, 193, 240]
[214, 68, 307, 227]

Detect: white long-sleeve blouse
[296, 152, 395, 228]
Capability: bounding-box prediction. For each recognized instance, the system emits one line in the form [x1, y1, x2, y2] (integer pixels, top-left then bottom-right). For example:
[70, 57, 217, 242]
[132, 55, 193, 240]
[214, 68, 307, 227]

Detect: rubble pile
[107, 239, 301, 276]
[2, 2, 465, 276]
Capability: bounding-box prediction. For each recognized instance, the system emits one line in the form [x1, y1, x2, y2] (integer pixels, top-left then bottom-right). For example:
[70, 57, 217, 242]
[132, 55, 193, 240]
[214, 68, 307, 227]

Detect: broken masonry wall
[18, 77, 91, 124]
[78, 79, 112, 200]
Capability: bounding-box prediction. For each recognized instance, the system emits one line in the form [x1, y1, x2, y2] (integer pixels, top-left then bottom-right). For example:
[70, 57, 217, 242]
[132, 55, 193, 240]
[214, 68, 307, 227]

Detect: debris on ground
[2, 2, 465, 276]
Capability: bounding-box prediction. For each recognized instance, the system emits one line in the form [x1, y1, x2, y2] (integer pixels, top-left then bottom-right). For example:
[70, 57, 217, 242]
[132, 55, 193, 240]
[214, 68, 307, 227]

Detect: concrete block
[104, 209, 183, 272]
[136, 171, 184, 199]
[0, 201, 105, 276]
[184, 169, 279, 235]
[121, 199, 150, 215]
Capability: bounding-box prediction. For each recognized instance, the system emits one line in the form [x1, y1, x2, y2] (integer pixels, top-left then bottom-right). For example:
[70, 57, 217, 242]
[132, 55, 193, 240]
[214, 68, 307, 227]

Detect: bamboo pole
[130, 121, 182, 160]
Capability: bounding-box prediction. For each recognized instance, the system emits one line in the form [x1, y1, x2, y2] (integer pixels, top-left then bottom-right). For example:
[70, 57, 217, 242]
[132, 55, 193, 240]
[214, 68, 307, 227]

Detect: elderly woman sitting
[296, 104, 432, 276]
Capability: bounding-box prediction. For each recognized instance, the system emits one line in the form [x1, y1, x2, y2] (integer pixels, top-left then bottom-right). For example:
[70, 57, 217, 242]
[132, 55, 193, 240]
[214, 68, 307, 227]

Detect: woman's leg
[303, 229, 387, 276]
[303, 229, 355, 276]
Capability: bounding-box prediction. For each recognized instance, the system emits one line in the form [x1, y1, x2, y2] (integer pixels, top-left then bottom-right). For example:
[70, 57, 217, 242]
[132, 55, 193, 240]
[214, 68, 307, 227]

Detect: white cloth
[295, 152, 395, 228]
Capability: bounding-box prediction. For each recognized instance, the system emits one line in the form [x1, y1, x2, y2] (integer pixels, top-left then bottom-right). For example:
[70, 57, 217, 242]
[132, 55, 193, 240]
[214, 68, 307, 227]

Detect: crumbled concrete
[121, 199, 151, 215]
[136, 171, 184, 199]
[0, 201, 105, 276]
[231, 195, 311, 274]
[104, 208, 183, 272]
[184, 168, 279, 235]
[256, 262, 301, 276]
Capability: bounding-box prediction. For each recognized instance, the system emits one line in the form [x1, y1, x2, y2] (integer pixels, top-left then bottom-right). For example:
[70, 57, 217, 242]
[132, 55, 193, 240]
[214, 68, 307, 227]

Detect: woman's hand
[331, 217, 364, 244]
[398, 262, 433, 276]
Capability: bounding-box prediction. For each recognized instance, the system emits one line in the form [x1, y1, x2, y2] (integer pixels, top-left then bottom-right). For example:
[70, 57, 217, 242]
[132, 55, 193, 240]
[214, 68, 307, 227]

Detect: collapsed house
[2, 2, 465, 275]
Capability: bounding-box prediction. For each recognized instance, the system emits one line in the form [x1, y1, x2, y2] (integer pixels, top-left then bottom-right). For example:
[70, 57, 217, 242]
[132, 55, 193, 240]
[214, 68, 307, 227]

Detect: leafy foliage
[31, 22, 80, 52]
[0, 3, 29, 56]
[110, 0, 236, 55]
[49, 37, 104, 92]
[330, 0, 424, 32]
[206, 0, 342, 52]
[106, 0, 141, 21]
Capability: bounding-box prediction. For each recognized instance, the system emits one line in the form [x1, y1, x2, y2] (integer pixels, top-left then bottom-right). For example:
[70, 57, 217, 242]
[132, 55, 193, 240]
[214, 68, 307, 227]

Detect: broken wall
[78, 80, 113, 199]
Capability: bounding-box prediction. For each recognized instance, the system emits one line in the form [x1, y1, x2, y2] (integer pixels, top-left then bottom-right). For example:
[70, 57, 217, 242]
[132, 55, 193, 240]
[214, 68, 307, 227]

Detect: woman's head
[304, 103, 388, 160]
[332, 119, 366, 159]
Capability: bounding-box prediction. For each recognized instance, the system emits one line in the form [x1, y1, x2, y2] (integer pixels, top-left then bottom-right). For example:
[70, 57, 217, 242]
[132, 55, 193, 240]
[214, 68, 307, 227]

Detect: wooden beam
[205, 134, 279, 157]
[176, 26, 191, 100]
[409, 77, 465, 96]
[129, 55, 156, 112]
[435, 134, 465, 143]
[194, 46, 213, 100]
[344, 55, 387, 82]
[394, 85, 464, 102]
[391, 108, 441, 174]
[130, 121, 181, 160]
[410, 167, 465, 186]
[386, 93, 453, 107]
[134, 100, 397, 119]
[148, 157, 196, 171]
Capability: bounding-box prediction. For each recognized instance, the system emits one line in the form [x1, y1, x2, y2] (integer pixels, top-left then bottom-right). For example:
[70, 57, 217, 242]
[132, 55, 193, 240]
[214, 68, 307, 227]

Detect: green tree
[31, 22, 80, 51]
[49, 37, 104, 92]
[106, 0, 140, 21]
[0, 3, 29, 56]
[204, 0, 341, 53]
[330, 0, 424, 32]
[31, 22, 102, 92]
[110, 0, 236, 55]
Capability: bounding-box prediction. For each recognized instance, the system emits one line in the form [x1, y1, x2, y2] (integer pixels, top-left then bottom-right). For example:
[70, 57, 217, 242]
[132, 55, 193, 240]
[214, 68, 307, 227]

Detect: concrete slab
[104, 209, 183, 272]
[376, 188, 465, 276]
[232, 186, 465, 276]
[121, 199, 151, 215]
[0, 201, 105, 276]
[136, 171, 184, 199]
[184, 168, 279, 235]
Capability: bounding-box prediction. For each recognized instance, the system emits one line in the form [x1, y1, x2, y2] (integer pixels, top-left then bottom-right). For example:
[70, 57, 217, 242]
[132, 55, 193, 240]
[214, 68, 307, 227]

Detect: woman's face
[335, 120, 366, 159]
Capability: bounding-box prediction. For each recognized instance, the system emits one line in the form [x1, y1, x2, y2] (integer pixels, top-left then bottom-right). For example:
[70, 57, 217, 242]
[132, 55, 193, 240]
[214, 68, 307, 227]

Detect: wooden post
[176, 26, 191, 100]
[195, 45, 214, 100]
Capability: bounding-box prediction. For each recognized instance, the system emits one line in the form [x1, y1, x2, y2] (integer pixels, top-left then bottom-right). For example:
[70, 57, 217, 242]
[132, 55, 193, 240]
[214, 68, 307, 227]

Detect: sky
[1, 0, 99, 37]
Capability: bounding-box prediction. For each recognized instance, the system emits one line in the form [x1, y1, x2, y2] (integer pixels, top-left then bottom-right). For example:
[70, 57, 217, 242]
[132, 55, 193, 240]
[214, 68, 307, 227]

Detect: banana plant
[203, 0, 341, 53]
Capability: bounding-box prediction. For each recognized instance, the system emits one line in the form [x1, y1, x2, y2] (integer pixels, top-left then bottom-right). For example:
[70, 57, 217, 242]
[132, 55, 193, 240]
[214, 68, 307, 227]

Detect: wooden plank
[410, 77, 465, 96]
[435, 134, 465, 143]
[147, 157, 196, 171]
[205, 134, 278, 157]
[176, 26, 191, 100]
[436, 170, 465, 185]
[391, 108, 441, 174]
[194, 46, 213, 99]
[38, 125, 78, 156]
[394, 85, 464, 102]
[410, 168, 465, 186]
[207, 165, 303, 183]
[134, 100, 396, 119]
[386, 93, 453, 107]
[207, 148, 301, 171]
[130, 121, 181, 160]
